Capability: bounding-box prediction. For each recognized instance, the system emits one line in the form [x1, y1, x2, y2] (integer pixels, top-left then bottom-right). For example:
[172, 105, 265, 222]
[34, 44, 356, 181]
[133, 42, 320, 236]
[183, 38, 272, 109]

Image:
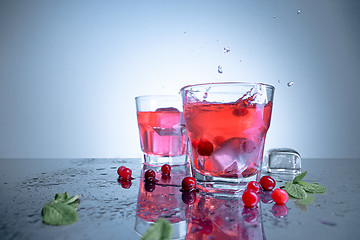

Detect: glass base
[192, 169, 261, 195]
[143, 154, 188, 167]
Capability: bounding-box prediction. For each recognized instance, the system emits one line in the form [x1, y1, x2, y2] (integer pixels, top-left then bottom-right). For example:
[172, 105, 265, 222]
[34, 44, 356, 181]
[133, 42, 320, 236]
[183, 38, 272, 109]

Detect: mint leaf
[42, 203, 78, 226]
[284, 182, 307, 199]
[42, 192, 81, 226]
[293, 171, 307, 184]
[141, 218, 173, 240]
[303, 183, 327, 193]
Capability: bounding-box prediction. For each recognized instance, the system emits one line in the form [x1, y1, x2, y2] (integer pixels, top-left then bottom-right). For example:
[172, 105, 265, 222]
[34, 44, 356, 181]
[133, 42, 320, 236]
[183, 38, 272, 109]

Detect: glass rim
[179, 81, 275, 92]
[135, 94, 181, 101]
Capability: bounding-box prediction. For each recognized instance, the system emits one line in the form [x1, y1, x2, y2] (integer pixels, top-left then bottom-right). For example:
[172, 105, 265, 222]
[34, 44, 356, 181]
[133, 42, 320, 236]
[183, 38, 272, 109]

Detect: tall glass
[180, 82, 274, 194]
[135, 95, 188, 166]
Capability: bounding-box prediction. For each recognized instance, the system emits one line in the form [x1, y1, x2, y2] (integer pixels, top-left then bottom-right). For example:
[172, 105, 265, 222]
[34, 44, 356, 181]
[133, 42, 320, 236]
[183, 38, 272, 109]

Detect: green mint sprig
[141, 218, 173, 240]
[284, 171, 326, 200]
[42, 192, 81, 226]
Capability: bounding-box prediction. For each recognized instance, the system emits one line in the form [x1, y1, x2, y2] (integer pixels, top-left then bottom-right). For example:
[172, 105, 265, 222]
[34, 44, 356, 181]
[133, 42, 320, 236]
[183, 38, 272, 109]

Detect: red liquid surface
[137, 110, 187, 157]
[184, 101, 273, 178]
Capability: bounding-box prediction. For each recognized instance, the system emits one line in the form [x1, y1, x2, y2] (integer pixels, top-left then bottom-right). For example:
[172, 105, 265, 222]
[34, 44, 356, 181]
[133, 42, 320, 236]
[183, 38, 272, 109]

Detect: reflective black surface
[0, 158, 359, 239]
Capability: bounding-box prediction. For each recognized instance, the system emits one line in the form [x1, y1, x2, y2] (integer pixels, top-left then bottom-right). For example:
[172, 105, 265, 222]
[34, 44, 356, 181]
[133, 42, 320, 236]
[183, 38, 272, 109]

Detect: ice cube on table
[263, 148, 301, 174]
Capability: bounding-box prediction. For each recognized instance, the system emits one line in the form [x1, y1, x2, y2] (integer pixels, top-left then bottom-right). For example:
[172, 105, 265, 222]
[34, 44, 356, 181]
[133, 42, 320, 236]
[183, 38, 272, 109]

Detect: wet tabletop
[1, 158, 360, 240]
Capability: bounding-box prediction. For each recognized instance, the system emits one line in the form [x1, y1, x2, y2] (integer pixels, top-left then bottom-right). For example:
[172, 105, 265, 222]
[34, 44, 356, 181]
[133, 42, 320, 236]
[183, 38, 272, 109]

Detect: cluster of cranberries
[242, 175, 289, 209]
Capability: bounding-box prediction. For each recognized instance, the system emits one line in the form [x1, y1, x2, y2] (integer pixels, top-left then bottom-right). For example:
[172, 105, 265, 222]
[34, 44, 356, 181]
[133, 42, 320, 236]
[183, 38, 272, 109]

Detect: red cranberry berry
[182, 176, 196, 191]
[191, 139, 200, 150]
[272, 189, 289, 205]
[197, 139, 214, 156]
[232, 107, 248, 117]
[260, 176, 276, 191]
[119, 167, 132, 180]
[246, 181, 262, 193]
[242, 189, 260, 208]
[117, 166, 126, 176]
[161, 164, 172, 175]
[144, 169, 156, 182]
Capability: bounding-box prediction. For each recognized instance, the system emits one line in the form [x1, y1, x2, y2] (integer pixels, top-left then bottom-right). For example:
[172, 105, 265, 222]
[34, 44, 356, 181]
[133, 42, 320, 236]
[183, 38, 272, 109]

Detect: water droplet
[297, 10, 301, 14]
[218, 65, 223, 74]
[277, 80, 281, 83]
[223, 47, 230, 53]
[287, 81, 294, 87]
[273, 16, 277, 19]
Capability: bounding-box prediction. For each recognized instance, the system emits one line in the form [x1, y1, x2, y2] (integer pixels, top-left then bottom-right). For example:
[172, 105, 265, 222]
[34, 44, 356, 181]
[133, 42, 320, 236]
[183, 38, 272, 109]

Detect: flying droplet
[218, 65, 223, 74]
[273, 16, 277, 19]
[277, 80, 281, 83]
[297, 10, 301, 14]
[223, 47, 230, 53]
[287, 81, 294, 87]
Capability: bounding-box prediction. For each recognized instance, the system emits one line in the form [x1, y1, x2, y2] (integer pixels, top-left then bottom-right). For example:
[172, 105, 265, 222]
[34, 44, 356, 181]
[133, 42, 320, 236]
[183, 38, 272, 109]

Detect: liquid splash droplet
[273, 16, 277, 19]
[218, 65, 223, 74]
[223, 47, 230, 53]
[287, 81, 294, 87]
[297, 10, 301, 14]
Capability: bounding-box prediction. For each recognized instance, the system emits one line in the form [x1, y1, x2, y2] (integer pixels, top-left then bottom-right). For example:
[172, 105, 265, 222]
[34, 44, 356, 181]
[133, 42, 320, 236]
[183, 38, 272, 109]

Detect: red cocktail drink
[180, 83, 274, 192]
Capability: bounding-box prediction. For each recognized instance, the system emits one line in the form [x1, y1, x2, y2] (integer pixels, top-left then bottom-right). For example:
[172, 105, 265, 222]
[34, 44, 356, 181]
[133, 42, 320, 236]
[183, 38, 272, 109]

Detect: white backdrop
[1, 0, 359, 158]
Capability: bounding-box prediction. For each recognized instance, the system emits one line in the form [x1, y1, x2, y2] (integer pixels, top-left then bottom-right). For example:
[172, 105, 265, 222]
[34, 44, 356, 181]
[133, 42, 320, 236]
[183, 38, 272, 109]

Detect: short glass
[180, 82, 275, 194]
[135, 95, 188, 166]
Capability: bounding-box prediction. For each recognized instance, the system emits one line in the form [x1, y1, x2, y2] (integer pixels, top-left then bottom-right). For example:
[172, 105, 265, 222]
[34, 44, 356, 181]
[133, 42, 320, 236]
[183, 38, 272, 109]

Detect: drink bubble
[287, 81, 294, 87]
[218, 65, 223, 74]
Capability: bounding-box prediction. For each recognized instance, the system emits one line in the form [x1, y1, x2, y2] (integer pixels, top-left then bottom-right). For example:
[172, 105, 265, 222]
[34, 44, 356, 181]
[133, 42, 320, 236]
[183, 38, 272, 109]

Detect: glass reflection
[135, 164, 191, 239]
[185, 193, 264, 240]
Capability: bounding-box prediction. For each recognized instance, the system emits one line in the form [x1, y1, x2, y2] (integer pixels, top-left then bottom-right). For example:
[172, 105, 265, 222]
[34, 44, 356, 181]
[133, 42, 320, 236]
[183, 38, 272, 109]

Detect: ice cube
[206, 138, 257, 176]
[155, 107, 180, 112]
[263, 148, 301, 174]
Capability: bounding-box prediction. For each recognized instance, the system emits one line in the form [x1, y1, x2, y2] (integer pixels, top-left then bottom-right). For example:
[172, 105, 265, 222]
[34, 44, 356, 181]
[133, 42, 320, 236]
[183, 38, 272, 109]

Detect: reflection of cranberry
[242, 207, 259, 223]
[260, 190, 274, 204]
[271, 204, 288, 218]
[144, 182, 156, 192]
[161, 174, 171, 183]
[117, 178, 132, 189]
[197, 139, 214, 156]
[181, 191, 196, 205]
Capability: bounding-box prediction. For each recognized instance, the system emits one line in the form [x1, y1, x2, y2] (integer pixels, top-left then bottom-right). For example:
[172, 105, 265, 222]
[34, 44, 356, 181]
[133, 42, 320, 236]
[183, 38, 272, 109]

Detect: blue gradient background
[0, 0, 359, 158]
